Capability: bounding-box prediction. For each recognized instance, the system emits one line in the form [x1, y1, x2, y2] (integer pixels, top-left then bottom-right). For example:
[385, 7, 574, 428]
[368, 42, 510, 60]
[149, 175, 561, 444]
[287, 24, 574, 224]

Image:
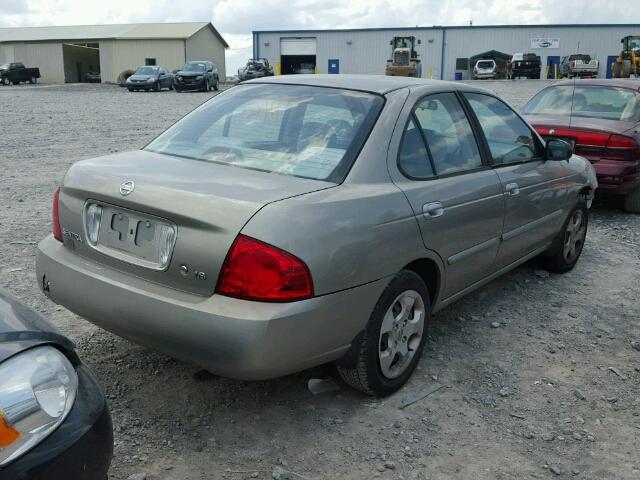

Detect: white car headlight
[177, 75, 183, 81]
[0, 346, 78, 467]
[195, 75, 203, 80]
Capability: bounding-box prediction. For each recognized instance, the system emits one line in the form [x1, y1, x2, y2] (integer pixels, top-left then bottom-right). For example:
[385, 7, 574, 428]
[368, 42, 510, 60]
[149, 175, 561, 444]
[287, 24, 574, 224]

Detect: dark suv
[174, 61, 219, 92]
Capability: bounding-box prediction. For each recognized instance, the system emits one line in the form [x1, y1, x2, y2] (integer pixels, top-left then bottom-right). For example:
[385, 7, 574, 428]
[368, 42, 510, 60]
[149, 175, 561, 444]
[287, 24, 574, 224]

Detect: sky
[1, 0, 639, 75]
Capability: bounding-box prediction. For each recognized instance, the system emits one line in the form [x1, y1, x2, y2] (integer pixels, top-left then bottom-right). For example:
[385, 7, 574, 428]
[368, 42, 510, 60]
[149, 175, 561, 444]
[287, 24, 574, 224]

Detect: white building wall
[109, 39, 185, 81]
[255, 24, 640, 81]
[444, 25, 635, 80]
[256, 29, 444, 79]
[185, 26, 226, 79]
[0, 42, 65, 83]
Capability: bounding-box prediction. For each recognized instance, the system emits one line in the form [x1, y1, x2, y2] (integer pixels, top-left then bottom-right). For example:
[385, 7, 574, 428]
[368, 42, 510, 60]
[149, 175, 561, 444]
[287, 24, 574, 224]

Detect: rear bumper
[473, 73, 496, 79]
[592, 159, 640, 195]
[36, 235, 386, 380]
[0, 365, 112, 480]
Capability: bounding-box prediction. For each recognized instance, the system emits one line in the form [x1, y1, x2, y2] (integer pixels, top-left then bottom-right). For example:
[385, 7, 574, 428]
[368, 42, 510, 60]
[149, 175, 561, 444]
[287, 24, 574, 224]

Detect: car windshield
[135, 67, 158, 75]
[184, 63, 207, 72]
[145, 84, 384, 182]
[477, 61, 494, 69]
[524, 85, 640, 121]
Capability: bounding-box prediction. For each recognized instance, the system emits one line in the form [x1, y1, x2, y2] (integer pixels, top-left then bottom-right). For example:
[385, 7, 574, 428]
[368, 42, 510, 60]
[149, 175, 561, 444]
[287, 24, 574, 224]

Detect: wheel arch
[401, 257, 443, 307]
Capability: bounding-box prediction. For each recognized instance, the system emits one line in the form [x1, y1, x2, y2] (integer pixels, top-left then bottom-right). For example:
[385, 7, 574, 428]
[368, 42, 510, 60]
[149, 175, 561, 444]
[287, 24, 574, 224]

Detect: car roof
[547, 78, 640, 90]
[242, 74, 487, 95]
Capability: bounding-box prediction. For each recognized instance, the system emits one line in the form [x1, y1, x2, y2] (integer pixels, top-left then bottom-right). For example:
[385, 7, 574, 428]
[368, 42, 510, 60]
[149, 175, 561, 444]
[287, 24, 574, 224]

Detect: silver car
[36, 75, 597, 395]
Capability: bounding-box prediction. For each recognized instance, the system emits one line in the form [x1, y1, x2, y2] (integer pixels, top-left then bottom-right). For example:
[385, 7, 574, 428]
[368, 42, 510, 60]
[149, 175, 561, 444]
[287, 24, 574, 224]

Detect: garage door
[280, 38, 317, 56]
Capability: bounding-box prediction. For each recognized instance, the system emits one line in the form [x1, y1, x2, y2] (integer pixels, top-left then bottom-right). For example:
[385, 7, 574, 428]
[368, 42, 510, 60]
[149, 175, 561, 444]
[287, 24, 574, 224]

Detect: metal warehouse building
[0, 22, 228, 84]
[253, 23, 640, 80]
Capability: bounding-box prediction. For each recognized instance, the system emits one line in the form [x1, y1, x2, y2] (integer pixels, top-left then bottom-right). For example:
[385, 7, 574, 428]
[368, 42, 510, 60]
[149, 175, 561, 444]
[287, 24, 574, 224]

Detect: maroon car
[523, 79, 640, 212]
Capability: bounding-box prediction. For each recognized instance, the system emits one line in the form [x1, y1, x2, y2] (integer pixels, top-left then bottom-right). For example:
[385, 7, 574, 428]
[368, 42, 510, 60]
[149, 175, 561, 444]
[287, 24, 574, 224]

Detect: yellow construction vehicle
[612, 35, 640, 78]
[385, 36, 422, 77]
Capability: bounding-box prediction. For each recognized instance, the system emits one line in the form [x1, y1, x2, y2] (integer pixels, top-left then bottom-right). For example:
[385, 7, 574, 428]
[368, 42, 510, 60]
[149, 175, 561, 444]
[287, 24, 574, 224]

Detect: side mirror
[545, 138, 573, 161]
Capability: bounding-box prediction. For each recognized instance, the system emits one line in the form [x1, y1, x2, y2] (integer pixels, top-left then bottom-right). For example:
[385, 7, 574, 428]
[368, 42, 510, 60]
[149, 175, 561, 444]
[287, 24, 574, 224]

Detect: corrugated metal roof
[0, 22, 229, 47]
[253, 23, 640, 34]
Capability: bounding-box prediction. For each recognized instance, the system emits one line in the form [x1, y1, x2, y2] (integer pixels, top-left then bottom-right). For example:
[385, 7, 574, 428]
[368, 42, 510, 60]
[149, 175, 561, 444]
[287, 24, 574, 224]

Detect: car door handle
[423, 202, 444, 218]
[505, 183, 520, 196]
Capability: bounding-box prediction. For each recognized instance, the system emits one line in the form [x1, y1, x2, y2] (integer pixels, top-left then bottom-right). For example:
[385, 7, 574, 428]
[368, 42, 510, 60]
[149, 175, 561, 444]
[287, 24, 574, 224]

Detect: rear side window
[414, 93, 483, 175]
[466, 93, 541, 165]
[145, 84, 383, 182]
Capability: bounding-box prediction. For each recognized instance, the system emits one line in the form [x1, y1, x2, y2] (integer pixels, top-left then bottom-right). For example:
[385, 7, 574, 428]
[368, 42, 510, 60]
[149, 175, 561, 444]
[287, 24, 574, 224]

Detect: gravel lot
[1, 80, 639, 480]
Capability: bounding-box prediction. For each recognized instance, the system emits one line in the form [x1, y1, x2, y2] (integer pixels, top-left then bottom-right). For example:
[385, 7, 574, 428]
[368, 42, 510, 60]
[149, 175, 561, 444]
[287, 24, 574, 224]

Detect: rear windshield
[523, 85, 640, 122]
[135, 67, 158, 75]
[145, 84, 384, 182]
[477, 61, 495, 69]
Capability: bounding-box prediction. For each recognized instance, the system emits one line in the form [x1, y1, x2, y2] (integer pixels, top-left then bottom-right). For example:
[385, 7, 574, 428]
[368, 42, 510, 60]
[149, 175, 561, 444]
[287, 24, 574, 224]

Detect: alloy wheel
[563, 209, 586, 263]
[378, 290, 425, 379]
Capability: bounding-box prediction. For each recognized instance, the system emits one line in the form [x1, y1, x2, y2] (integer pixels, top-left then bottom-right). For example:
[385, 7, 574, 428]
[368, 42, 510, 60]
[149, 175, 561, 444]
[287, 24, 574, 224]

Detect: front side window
[414, 93, 483, 175]
[466, 93, 541, 165]
[145, 84, 383, 182]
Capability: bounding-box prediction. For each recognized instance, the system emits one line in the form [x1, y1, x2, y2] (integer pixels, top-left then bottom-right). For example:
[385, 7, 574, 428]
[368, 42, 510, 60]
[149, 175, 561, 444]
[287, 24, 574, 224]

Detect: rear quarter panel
[241, 183, 433, 296]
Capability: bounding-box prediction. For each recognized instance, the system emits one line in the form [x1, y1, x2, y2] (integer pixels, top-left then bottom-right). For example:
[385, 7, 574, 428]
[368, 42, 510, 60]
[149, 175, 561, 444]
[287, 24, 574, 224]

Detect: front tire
[624, 186, 640, 213]
[336, 270, 430, 396]
[540, 203, 588, 273]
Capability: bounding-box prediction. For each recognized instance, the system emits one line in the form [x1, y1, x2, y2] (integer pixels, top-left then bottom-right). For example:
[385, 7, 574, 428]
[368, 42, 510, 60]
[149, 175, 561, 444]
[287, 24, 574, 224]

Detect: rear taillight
[535, 126, 640, 161]
[605, 134, 640, 161]
[217, 235, 313, 302]
[52, 188, 62, 242]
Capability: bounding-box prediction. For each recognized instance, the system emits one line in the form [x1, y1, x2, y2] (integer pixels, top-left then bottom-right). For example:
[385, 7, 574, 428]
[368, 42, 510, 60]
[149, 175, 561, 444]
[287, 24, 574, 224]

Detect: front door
[391, 92, 505, 298]
[463, 92, 569, 269]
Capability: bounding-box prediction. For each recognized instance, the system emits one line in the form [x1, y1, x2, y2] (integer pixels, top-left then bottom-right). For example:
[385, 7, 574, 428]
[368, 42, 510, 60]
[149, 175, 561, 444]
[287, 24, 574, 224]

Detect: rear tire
[336, 270, 430, 396]
[624, 186, 640, 213]
[540, 203, 588, 273]
[623, 60, 632, 78]
[612, 62, 622, 78]
[213, 78, 219, 91]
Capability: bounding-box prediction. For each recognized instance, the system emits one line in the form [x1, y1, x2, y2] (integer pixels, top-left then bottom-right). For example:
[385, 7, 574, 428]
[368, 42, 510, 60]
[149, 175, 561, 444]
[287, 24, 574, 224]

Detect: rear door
[463, 92, 569, 269]
[389, 91, 505, 298]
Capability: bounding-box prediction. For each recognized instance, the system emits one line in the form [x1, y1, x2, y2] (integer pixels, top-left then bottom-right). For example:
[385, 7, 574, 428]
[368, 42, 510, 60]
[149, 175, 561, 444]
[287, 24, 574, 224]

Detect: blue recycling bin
[454, 71, 463, 81]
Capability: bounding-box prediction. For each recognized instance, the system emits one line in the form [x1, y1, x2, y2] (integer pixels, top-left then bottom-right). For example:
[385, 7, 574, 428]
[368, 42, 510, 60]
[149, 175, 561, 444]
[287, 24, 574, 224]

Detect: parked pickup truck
[560, 54, 599, 78]
[0, 62, 41, 85]
[508, 53, 541, 79]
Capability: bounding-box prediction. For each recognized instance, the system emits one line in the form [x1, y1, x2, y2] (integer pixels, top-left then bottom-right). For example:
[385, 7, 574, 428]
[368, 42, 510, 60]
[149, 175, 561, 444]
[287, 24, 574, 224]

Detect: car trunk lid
[59, 150, 335, 296]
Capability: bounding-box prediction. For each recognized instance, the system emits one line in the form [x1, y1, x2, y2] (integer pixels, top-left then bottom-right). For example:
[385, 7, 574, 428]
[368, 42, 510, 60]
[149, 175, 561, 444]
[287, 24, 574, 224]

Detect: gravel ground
[1, 80, 639, 480]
